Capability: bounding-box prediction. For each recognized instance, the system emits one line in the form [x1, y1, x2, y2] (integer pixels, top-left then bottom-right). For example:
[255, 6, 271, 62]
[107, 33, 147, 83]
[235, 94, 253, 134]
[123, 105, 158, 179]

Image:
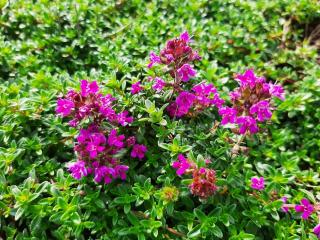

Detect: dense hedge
[0, 0, 320, 239]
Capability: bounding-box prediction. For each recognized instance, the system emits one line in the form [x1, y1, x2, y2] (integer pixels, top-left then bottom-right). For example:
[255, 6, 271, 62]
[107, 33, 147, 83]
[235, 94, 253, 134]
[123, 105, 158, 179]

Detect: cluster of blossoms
[56, 80, 134, 127]
[144, 33, 284, 132]
[142, 31, 224, 118]
[250, 176, 265, 191]
[250, 176, 320, 238]
[172, 154, 217, 199]
[218, 69, 285, 134]
[166, 83, 224, 118]
[282, 198, 320, 238]
[56, 80, 147, 184]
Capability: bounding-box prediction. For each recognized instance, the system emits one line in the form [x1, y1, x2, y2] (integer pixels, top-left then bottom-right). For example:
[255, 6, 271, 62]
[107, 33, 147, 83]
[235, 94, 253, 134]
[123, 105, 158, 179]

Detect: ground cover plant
[0, 0, 320, 239]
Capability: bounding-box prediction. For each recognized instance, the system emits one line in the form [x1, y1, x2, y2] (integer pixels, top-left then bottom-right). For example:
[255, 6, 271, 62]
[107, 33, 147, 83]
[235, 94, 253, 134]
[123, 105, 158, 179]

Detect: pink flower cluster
[147, 31, 200, 71]
[252, 177, 320, 238]
[295, 198, 314, 219]
[56, 80, 133, 127]
[172, 154, 193, 176]
[283, 198, 320, 238]
[251, 177, 265, 191]
[250, 178, 315, 218]
[280, 197, 315, 220]
[167, 83, 224, 118]
[218, 69, 285, 134]
[146, 34, 284, 131]
[250, 179, 316, 221]
[172, 154, 217, 199]
[56, 80, 147, 184]
[314, 224, 320, 239]
[147, 31, 223, 118]
[131, 81, 143, 95]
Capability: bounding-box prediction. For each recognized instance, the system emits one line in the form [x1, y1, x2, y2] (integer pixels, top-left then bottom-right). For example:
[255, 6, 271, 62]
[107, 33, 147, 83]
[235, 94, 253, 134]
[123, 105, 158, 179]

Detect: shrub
[1, 0, 320, 239]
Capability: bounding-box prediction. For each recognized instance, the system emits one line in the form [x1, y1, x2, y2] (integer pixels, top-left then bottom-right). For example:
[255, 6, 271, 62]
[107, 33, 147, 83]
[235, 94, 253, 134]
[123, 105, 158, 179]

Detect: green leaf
[95, 199, 105, 209]
[127, 212, 139, 226]
[145, 99, 154, 109]
[271, 211, 280, 221]
[30, 216, 41, 232]
[219, 214, 230, 227]
[212, 225, 223, 238]
[210, 207, 222, 217]
[124, 204, 131, 214]
[188, 224, 202, 238]
[57, 197, 67, 209]
[114, 195, 137, 205]
[71, 212, 81, 225]
[300, 189, 316, 203]
[49, 212, 62, 223]
[194, 208, 207, 222]
[15, 208, 24, 221]
[138, 233, 146, 240]
[11, 186, 21, 196]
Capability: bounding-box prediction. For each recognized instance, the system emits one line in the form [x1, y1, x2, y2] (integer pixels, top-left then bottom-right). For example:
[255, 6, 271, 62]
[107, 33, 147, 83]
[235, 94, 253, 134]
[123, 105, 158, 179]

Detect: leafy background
[0, 0, 319, 239]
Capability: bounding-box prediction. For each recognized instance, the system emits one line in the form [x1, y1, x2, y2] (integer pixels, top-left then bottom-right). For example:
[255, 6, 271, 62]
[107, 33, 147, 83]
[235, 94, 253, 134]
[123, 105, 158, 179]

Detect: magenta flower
[250, 100, 272, 122]
[192, 51, 201, 61]
[192, 83, 217, 96]
[86, 133, 106, 159]
[295, 198, 314, 219]
[220, 69, 285, 135]
[126, 136, 136, 146]
[176, 91, 195, 110]
[66, 89, 77, 98]
[77, 129, 90, 144]
[117, 111, 133, 126]
[56, 99, 74, 117]
[211, 94, 225, 108]
[86, 143, 104, 158]
[67, 161, 88, 180]
[131, 81, 143, 94]
[93, 165, 115, 184]
[152, 77, 166, 92]
[131, 144, 147, 160]
[99, 94, 116, 117]
[114, 165, 129, 180]
[192, 83, 218, 106]
[180, 31, 190, 43]
[269, 83, 285, 100]
[78, 105, 90, 118]
[167, 91, 196, 117]
[177, 64, 197, 82]
[147, 51, 161, 68]
[80, 80, 99, 97]
[100, 106, 116, 119]
[172, 154, 191, 176]
[103, 167, 115, 184]
[229, 90, 241, 101]
[251, 177, 265, 190]
[237, 116, 259, 134]
[166, 102, 179, 118]
[107, 129, 125, 148]
[218, 107, 237, 125]
[93, 165, 106, 183]
[56, 80, 136, 185]
[281, 197, 289, 213]
[236, 69, 258, 88]
[68, 119, 78, 127]
[100, 94, 115, 106]
[313, 224, 320, 238]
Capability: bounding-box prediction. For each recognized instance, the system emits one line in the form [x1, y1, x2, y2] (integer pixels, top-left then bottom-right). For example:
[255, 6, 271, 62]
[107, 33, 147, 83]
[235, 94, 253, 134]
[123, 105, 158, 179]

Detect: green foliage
[0, 0, 320, 239]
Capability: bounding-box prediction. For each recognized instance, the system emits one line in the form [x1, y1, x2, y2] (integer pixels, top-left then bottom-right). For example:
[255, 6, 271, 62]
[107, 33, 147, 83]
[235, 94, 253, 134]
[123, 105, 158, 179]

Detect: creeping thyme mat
[1, 1, 320, 239]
